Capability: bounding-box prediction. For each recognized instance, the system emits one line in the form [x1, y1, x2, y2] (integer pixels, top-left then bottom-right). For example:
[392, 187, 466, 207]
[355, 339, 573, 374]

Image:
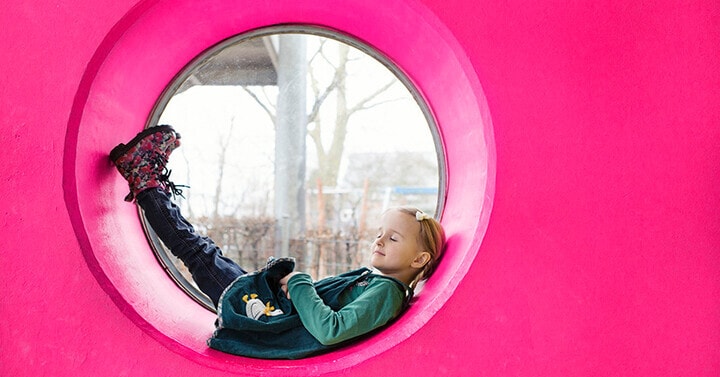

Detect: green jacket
[207, 258, 412, 359]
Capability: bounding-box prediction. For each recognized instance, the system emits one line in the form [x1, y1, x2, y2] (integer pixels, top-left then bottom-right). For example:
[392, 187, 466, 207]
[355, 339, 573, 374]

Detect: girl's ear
[411, 251, 431, 269]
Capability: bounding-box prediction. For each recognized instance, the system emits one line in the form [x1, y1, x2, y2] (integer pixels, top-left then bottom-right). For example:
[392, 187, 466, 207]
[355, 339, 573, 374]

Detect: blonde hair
[392, 207, 446, 287]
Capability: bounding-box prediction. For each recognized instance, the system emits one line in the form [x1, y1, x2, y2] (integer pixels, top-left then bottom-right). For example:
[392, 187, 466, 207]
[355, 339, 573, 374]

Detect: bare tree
[244, 36, 401, 192]
[212, 116, 236, 218]
[306, 41, 400, 187]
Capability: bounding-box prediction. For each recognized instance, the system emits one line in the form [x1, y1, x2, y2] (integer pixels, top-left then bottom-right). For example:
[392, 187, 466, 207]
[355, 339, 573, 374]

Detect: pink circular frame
[64, 0, 495, 373]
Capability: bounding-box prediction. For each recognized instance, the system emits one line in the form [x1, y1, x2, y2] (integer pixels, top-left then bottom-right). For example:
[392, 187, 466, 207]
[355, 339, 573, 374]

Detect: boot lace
[153, 154, 189, 199]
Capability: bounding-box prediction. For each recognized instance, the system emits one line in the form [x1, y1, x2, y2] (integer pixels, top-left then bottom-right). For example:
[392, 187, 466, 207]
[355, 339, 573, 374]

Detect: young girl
[110, 125, 445, 359]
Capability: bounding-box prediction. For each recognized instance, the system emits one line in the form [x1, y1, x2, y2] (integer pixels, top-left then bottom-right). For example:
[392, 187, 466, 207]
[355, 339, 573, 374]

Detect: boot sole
[109, 125, 180, 162]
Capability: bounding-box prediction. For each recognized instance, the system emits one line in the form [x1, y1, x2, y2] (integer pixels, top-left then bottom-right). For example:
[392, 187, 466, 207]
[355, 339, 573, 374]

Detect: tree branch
[308, 39, 326, 66]
[307, 80, 338, 124]
[241, 86, 276, 123]
[348, 79, 396, 113]
[357, 96, 407, 111]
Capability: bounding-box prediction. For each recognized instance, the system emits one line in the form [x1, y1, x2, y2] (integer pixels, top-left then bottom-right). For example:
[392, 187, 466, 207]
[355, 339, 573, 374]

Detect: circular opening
[142, 25, 445, 311]
[65, 0, 494, 373]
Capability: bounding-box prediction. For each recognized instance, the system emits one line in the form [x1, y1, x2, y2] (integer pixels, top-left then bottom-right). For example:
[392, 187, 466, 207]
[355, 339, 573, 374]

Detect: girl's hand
[279, 272, 301, 299]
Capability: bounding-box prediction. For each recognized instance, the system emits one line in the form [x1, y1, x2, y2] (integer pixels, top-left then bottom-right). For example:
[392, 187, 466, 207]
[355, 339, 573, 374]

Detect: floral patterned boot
[110, 125, 183, 202]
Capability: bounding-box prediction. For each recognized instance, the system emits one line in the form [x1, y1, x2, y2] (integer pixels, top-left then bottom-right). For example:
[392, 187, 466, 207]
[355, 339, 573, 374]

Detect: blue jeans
[136, 188, 246, 306]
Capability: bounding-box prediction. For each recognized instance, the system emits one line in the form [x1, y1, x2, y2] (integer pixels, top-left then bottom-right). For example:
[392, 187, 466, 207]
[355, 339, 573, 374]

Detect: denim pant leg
[136, 188, 246, 306]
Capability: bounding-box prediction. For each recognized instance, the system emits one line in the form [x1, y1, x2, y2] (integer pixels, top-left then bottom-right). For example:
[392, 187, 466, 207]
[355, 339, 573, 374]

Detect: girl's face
[370, 209, 428, 284]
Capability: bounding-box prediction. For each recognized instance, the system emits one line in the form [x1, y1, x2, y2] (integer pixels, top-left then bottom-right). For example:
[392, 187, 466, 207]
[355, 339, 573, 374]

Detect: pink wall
[1, 0, 718, 376]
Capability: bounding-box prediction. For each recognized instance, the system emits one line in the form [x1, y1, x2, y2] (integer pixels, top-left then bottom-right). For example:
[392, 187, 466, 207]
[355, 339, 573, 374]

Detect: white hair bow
[415, 211, 432, 221]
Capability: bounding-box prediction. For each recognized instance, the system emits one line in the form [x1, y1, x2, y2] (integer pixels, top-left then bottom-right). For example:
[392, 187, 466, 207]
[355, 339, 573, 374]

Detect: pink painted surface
[63, 0, 493, 373]
[1, 0, 718, 376]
